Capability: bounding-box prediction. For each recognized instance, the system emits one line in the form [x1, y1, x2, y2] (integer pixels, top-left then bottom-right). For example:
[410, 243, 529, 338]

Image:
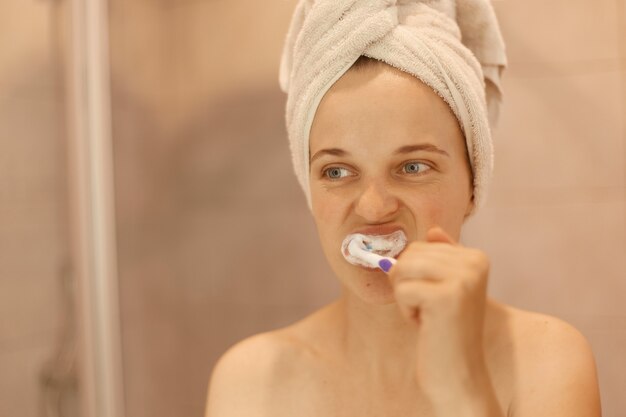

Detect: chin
[339, 265, 397, 305]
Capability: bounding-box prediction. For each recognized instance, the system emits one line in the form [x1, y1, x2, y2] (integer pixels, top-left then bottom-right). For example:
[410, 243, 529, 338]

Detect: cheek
[310, 184, 348, 232]
[435, 193, 470, 238]
[402, 187, 465, 237]
[407, 193, 446, 225]
[310, 181, 349, 216]
[310, 186, 352, 264]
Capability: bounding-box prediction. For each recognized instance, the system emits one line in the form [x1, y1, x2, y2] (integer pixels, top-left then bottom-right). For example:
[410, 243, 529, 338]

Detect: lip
[350, 224, 407, 236]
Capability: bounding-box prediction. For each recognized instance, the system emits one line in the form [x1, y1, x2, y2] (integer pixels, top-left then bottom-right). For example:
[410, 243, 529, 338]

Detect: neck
[333, 286, 419, 386]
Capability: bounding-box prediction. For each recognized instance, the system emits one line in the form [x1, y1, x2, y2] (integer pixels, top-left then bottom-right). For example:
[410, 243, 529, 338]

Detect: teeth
[341, 230, 407, 268]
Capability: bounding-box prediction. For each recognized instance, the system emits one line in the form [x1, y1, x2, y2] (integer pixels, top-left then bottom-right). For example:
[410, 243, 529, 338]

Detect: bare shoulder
[498, 303, 602, 417]
[504, 304, 596, 366]
[204, 330, 307, 417]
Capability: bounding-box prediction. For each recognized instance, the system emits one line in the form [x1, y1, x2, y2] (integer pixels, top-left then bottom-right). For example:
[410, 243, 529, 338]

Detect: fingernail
[378, 259, 393, 273]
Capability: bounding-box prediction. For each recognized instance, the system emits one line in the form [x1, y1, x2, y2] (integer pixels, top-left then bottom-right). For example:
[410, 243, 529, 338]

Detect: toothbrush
[347, 237, 396, 272]
[341, 231, 407, 273]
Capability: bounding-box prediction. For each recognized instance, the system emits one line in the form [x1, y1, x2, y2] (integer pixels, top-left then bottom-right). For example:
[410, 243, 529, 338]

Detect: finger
[394, 279, 438, 306]
[426, 226, 458, 245]
[394, 280, 439, 323]
[394, 280, 453, 322]
[390, 256, 458, 284]
[397, 303, 422, 325]
[396, 241, 459, 265]
[397, 243, 460, 262]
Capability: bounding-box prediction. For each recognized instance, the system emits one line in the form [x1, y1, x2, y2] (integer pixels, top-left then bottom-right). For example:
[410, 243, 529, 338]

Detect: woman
[205, 1, 602, 415]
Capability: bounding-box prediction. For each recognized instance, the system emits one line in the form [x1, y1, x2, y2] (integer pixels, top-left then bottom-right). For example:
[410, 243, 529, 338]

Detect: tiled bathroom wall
[1, 1, 625, 417]
[465, 2, 626, 415]
[108, 1, 626, 416]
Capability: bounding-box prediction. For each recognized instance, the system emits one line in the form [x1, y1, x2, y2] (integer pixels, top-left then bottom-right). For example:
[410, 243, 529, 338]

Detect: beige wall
[465, 2, 626, 415]
[109, 1, 626, 416]
[108, 2, 330, 415]
[1, 0, 625, 417]
[0, 1, 75, 417]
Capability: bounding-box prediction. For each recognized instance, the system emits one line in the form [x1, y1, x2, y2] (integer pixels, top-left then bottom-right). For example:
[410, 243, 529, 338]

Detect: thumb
[426, 226, 457, 245]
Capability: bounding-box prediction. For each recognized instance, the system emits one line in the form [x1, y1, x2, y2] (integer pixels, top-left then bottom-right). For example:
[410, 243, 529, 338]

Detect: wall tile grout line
[615, 0, 626, 243]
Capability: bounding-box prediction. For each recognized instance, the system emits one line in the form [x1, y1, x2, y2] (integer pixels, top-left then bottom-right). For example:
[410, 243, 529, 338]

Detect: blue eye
[402, 162, 430, 174]
[324, 167, 352, 180]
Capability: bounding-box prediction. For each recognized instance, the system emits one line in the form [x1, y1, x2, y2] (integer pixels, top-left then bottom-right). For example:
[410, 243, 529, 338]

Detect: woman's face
[309, 62, 474, 304]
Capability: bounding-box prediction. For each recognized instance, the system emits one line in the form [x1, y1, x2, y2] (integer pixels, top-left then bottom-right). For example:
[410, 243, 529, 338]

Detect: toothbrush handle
[378, 257, 396, 273]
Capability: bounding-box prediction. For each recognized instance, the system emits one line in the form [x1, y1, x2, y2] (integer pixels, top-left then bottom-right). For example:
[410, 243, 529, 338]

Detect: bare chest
[265, 354, 513, 417]
[268, 374, 431, 416]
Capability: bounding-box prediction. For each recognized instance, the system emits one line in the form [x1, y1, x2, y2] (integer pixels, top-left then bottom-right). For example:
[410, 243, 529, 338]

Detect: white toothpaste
[341, 230, 408, 270]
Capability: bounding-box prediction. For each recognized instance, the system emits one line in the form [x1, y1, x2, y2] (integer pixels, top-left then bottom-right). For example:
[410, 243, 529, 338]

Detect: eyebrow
[309, 143, 450, 163]
[310, 148, 349, 164]
[394, 144, 450, 157]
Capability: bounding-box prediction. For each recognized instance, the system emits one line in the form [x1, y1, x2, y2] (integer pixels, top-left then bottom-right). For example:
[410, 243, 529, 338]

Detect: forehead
[309, 63, 464, 153]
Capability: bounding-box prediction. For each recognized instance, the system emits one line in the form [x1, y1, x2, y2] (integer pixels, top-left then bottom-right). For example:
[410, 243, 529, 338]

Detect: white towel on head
[279, 0, 506, 214]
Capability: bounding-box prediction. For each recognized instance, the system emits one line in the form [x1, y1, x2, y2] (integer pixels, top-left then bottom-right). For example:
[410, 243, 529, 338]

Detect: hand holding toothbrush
[388, 226, 501, 415]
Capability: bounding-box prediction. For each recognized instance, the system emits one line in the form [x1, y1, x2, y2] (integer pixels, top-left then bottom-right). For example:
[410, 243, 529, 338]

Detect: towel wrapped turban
[278, 0, 507, 213]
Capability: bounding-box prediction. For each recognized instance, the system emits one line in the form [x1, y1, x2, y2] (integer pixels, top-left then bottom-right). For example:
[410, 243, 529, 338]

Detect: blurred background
[1, 0, 625, 416]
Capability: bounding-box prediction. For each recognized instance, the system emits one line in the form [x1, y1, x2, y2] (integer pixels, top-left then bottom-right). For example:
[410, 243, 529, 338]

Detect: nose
[354, 179, 400, 222]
